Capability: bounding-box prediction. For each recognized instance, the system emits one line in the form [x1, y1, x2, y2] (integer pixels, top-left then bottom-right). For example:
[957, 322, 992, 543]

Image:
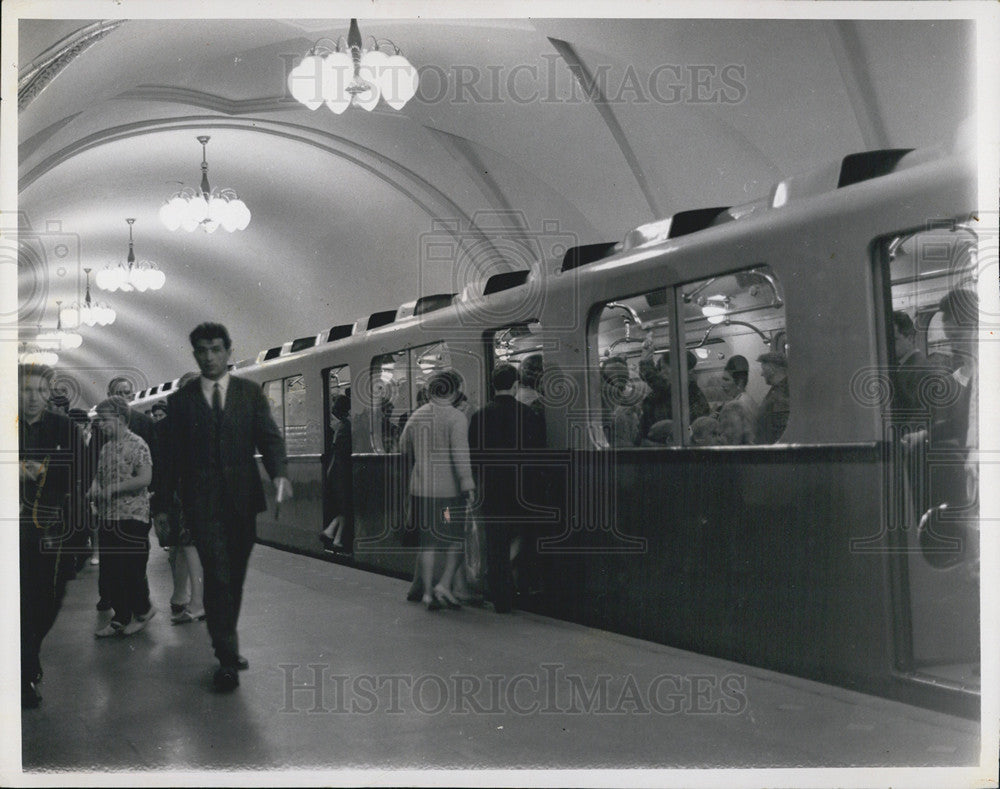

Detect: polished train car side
[131, 141, 982, 718]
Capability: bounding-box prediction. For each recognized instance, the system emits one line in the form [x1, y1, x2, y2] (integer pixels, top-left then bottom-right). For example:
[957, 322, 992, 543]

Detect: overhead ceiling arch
[23, 116, 477, 240]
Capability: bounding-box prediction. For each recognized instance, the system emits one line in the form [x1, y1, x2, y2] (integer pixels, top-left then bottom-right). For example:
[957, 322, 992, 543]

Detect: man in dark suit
[467, 364, 546, 613]
[19, 364, 86, 708]
[153, 322, 291, 692]
[891, 310, 937, 417]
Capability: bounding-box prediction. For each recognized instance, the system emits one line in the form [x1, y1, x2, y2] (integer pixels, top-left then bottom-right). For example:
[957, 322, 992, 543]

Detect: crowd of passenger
[19, 322, 291, 706]
[600, 337, 790, 447]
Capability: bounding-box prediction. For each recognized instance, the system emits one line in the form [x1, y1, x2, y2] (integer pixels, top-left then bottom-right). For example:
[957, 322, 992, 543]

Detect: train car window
[263, 379, 284, 433]
[411, 342, 454, 405]
[325, 364, 352, 447]
[283, 375, 309, 454]
[371, 350, 409, 453]
[490, 321, 544, 402]
[593, 295, 675, 447]
[679, 265, 787, 446]
[326, 365, 351, 406]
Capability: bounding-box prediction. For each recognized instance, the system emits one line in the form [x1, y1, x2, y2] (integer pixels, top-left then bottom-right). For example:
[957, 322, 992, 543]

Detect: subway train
[131, 136, 982, 718]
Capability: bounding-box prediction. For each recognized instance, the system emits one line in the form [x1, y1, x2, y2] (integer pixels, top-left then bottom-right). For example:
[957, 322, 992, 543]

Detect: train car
[130, 134, 982, 718]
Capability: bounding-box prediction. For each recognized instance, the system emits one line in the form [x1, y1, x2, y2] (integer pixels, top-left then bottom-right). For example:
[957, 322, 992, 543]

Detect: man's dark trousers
[196, 513, 255, 669]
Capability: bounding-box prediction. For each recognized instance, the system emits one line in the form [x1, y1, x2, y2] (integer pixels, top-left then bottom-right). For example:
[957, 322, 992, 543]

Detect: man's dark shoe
[236, 656, 249, 671]
[213, 666, 239, 692]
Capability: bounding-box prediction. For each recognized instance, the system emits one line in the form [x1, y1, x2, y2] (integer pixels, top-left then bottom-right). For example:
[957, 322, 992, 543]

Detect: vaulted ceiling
[13, 12, 975, 407]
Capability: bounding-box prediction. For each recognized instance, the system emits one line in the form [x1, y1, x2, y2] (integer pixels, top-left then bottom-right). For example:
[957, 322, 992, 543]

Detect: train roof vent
[838, 148, 914, 188]
[366, 309, 398, 331]
[262, 345, 283, 361]
[288, 335, 316, 354]
[720, 195, 770, 222]
[771, 148, 915, 208]
[326, 323, 353, 343]
[415, 293, 457, 316]
[623, 207, 731, 252]
[560, 242, 619, 272]
[396, 300, 418, 320]
[483, 270, 530, 295]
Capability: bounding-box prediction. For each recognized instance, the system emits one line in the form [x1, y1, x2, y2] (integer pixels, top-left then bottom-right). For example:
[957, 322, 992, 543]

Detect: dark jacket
[467, 394, 546, 517]
[19, 410, 84, 532]
[152, 376, 287, 533]
[325, 418, 353, 521]
[756, 379, 790, 444]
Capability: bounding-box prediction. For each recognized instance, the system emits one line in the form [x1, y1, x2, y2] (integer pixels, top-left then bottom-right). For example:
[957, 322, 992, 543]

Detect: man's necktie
[212, 382, 223, 426]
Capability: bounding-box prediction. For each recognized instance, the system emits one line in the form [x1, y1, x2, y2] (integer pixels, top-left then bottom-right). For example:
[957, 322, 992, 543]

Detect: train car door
[321, 364, 352, 552]
[875, 221, 980, 696]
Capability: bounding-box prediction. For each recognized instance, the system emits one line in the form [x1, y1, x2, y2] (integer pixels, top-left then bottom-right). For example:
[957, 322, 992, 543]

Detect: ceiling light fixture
[97, 218, 165, 292]
[701, 295, 731, 325]
[19, 345, 59, 367]
[159, 136, 251, 233]
[35, 300, 83, 350]
[60, 268, 116, 327]
[287, 18, 419, 113]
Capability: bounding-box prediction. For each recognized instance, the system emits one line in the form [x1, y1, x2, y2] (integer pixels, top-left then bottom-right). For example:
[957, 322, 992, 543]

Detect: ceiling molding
[18, 20, 126, 111]
[19, 112, 84, 162]
[547, 36, 662, 221]
[424, 127, 526, 231]
[825, 21, 890, 150]
[111, 85, 302, 116]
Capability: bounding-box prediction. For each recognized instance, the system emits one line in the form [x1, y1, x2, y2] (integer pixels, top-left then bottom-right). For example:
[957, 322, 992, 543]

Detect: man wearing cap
[756, 352, 790, 444]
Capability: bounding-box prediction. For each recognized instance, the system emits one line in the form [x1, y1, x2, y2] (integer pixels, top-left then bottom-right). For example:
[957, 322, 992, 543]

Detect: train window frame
[589, 292, 678, 449]
[485, 320, 544, 402]
[369, 350, 409, 454]
[368, 341, 458, 454]
[676, 264, 787, 447]
[588, 264, 789, 449]
[323, 364, 352, 456]
[263, 373, 310, 454]
[262, 379, 284, 434]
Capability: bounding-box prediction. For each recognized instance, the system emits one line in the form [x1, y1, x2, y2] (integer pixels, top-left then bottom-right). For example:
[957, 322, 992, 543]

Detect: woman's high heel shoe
[433, 585, 461, 609]
[422, 594, 441, 611]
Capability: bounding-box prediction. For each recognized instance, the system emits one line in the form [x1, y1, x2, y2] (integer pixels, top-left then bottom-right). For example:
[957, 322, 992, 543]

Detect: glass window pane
[263, 380, 284, 434]
[371, 350, 409, 453]
[491, 321, 544, 408]
[679, 265, 787, 445]
[411, 342, 453, 409]
[594, 295, 674, 447]
[283, 374, 308, 453]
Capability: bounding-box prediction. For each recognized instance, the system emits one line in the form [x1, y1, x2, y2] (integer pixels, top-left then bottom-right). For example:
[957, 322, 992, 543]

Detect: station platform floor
[15, 536, 984, 782]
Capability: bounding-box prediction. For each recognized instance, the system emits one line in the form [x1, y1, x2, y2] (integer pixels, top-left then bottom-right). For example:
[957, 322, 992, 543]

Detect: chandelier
[60, 268, 116, 327]
[159, 136, 251, 233]
[97, 218, 165, 292]
[287, 18, 419, 113]
[35, 301, 83, 350]
[19, 345, 59, 367]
